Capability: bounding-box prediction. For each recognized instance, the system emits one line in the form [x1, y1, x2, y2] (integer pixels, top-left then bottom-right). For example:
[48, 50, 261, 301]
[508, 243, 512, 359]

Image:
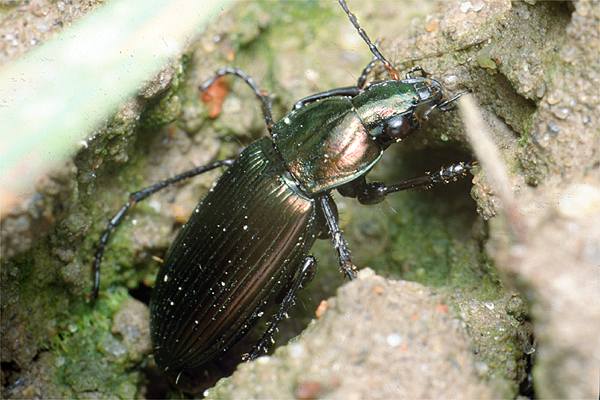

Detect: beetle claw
[342, 261, 358, 280]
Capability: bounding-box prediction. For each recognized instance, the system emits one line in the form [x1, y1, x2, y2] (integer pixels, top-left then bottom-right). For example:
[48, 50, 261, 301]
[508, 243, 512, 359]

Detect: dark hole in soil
[142, 364, 171, 400]
[129, 281, 153, 305]
[518, 349, 536, 399]
[1, 361, 21, 391]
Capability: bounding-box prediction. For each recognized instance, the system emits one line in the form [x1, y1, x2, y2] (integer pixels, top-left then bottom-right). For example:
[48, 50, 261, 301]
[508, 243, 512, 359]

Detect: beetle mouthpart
[438, 90, 469, 112]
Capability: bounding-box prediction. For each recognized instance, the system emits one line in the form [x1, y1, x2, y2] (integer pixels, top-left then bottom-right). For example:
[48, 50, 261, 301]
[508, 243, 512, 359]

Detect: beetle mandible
[91, 0, 473, 389]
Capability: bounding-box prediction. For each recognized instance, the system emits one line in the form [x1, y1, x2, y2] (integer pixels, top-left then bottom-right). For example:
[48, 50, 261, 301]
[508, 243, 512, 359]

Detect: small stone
[471, 1, 485, 12]
[112, 298, 151, 363]
[295, 381, 323, 400]
[289, 343, 305, 358]
[386, 333, 402, 347]
[425, 18, 439, 33]
[315, 300, 328, 319]
[546, 93, 561, 105]
[101, 335, 128, 360]
[551, 107, 570, 120]
[357, 267, 375, 279]
[257, 356, 270, 364]
[547, 121, 560, 135]
[557, 184, 600, 219]
[535, 83, 546, 98]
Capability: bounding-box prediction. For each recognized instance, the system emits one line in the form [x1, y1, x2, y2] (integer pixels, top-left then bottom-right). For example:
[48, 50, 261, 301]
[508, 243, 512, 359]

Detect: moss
[51, 288, 143, 397]
[2, 25, 191, 400]
[476, 47, 498, 71]
[139, 63, 186, 131]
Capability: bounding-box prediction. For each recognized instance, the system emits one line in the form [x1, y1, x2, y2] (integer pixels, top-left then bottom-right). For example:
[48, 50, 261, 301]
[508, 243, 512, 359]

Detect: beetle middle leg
[292, 86, 361, 110]
[199, 67, 274, 133]
[246, 256, 317, 360]
[291, 56, 383, 110]
[339, 161, 475, 205]
[91, 159, 235, 299]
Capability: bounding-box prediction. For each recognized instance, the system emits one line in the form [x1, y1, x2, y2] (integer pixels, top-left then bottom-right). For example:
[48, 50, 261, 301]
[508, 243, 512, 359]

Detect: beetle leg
[91, 159, 235, 300]
[357, 58, 380, 89]
[292, 54, 383, 110]
[437, 90, 470, 112]
[199, 67, 274, 133]
[319, 195, 358, 280]
[292, 86, 361, 110]
[405, 65, 427, 79]
[351, 161, 476, 205]
[246, 256, 317, 360]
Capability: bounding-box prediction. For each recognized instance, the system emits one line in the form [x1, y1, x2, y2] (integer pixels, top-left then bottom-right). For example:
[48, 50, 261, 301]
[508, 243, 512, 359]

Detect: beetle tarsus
[342, 261, 358, 280]
[405, 65, 427, 79]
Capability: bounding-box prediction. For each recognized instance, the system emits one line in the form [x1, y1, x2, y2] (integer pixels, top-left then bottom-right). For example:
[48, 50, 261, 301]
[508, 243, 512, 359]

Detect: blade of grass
[0, 0, 233, 213]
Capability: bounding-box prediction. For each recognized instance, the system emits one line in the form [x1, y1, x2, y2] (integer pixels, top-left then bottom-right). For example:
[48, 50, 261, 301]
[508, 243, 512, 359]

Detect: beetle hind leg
[91, 159, 235, 300]
[246, 256, 317, 360]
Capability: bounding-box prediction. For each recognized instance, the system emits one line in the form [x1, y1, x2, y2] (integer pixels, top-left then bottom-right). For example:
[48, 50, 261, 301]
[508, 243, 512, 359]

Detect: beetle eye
[383, 115, 412, 142]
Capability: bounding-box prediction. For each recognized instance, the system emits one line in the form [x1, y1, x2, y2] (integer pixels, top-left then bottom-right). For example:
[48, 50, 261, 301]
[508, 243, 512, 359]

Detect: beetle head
[353, 77, 453, 147]
[407, 76, 445, 123]
[337, 0, 461, 146]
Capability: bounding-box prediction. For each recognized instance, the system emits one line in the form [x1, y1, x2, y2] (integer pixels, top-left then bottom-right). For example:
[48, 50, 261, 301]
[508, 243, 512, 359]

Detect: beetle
[91, 0, 473, 390]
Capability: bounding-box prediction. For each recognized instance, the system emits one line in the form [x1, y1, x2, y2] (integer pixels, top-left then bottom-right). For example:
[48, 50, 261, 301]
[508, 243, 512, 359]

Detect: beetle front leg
[246, 256, 317, 360]
[319, 195, 358, 280]
[292, 56, 383, 110]
[344, 161, 475, 205]
[200, 67, 275, 133]
[357, 58, 379, 89]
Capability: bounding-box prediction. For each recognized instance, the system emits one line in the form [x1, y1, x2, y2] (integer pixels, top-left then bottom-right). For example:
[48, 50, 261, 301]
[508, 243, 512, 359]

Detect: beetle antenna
[338, 0, 400, 80]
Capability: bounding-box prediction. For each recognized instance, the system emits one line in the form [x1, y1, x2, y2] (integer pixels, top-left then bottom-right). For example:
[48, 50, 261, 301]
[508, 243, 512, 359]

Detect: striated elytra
[91, 0, 474, 391]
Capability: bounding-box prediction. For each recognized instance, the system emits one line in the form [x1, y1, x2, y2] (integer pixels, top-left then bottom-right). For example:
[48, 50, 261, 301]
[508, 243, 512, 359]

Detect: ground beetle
[92, 0, 473, 390]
